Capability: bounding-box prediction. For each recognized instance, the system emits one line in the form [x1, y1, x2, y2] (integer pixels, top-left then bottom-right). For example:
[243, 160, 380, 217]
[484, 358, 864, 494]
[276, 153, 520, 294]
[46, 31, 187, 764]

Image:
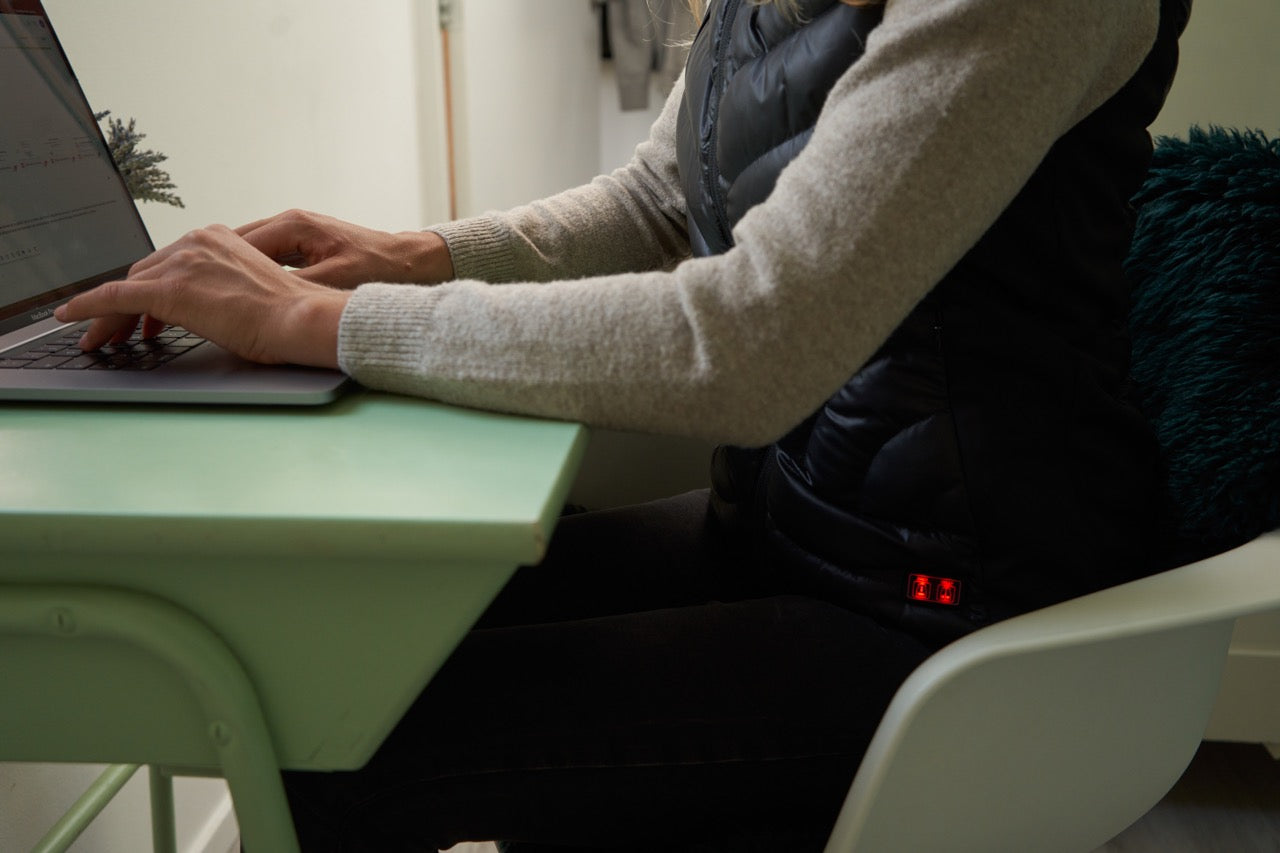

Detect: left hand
[236, 209, 453, 288]
[54, 225, 350, 368]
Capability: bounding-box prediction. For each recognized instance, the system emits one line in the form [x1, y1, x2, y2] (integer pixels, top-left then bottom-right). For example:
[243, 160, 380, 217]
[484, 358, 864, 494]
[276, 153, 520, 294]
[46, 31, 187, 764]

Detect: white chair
[824, 529, 1280, 853]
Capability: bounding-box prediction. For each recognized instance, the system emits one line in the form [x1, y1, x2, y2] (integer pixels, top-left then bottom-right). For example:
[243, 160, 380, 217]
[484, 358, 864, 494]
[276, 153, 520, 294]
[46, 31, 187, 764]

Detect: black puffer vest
[679, 0, 1191, 645]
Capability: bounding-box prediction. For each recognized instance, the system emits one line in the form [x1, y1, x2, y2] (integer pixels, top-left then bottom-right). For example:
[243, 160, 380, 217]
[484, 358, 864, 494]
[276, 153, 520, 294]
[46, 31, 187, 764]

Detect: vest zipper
[706, 0, 742, 249]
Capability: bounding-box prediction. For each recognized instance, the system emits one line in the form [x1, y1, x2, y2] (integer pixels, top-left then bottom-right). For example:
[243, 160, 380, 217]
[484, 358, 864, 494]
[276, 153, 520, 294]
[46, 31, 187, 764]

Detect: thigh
[475, 489, 769, 629]
[283, 594, 933, 852]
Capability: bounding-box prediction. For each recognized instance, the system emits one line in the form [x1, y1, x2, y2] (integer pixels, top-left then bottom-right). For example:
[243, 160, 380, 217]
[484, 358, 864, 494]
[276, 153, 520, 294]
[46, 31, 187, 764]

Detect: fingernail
[53, 305, 66, 320]
[77, 333, 90, 349]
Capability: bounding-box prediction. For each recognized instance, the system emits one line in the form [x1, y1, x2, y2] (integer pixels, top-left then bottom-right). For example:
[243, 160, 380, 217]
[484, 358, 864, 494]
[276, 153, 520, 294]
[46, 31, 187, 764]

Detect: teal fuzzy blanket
[1126, 126, 1280, 561]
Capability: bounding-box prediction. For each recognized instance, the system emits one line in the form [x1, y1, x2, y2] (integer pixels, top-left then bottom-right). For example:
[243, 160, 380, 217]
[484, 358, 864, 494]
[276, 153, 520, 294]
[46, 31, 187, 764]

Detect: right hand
[236, 209, 455, 289]
[57, 224, 349, 367]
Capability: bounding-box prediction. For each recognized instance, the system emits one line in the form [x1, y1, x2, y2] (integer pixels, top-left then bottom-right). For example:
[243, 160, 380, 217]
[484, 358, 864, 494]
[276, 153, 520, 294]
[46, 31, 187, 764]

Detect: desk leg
[0, 586, 300, 853]
[30, 764, 140, 853]
[150, 766, 177, 853]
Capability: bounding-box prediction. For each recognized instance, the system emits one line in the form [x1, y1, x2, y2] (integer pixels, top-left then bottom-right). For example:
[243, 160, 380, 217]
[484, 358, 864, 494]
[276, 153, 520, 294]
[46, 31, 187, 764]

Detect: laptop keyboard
[0, 327, 208, 371]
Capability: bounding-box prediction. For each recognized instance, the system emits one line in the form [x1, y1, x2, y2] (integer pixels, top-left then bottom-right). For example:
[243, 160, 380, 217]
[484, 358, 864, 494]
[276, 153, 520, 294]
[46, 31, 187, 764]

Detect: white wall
[446, 0, 673, 211]
[1150, 0, 1280, 139]
[447, 0, 601, 216]
[598, 63, 667, 174]
[41, 0, 446, 250]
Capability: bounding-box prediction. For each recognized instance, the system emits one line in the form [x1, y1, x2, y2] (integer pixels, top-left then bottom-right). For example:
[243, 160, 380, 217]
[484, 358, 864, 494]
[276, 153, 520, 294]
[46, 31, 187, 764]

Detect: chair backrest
[824, 530, 1280, 853]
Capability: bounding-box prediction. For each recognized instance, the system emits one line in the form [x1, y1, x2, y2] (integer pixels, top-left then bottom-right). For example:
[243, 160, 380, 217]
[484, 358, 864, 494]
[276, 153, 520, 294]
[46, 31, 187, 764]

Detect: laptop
[0, 0, 348, 404]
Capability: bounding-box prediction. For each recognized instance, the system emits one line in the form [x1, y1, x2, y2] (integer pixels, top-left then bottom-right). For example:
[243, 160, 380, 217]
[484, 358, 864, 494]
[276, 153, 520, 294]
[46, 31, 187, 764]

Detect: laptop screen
[0, 0, 153, 335]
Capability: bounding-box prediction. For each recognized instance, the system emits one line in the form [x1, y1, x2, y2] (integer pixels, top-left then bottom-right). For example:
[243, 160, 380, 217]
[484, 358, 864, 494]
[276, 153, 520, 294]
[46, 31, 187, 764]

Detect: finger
[79, 314, 141, 351]
[141, 313, 167, 339]
[238, 217, 318, 266]
[285, 258, 352, 284]
[55, 278, 167, 326]
[235, 208, 329, 234]
[274, 251, 310, 268]
[233, 214, 278, 236]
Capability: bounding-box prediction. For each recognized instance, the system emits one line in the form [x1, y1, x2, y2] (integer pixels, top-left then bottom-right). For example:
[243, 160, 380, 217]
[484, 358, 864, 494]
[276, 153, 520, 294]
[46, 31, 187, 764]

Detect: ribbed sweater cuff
[430, 216, 518, 283]
[337, 282, 443, 379]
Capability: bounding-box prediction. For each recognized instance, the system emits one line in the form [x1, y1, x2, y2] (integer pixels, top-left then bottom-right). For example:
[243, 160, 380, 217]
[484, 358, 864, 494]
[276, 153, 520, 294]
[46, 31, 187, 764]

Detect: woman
[59, 0, 1189, 848]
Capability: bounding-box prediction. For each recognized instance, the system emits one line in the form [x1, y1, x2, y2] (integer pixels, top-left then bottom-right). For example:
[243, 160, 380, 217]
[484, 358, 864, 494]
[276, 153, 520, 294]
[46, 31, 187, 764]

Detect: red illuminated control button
[909, 575, 933, 601]
[907, 573, 961, 606]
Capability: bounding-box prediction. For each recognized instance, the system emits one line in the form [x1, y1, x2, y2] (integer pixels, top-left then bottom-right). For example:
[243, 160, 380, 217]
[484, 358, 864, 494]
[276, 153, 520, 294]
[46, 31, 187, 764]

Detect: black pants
[281, 491, 934, 851]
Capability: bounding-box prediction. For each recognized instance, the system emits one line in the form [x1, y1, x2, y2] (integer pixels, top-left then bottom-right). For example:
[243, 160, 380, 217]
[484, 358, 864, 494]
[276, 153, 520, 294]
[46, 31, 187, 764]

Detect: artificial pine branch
[94, 110, 185, 208]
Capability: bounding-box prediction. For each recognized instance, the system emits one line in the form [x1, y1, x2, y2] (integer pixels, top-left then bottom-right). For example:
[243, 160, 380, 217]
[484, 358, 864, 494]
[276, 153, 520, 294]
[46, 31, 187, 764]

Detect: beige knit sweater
[338, 0, 1160, 445]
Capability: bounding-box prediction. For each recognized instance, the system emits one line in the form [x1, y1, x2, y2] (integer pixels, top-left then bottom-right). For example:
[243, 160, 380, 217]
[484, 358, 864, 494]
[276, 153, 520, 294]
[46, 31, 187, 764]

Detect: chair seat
[825, 531, 1280, 853]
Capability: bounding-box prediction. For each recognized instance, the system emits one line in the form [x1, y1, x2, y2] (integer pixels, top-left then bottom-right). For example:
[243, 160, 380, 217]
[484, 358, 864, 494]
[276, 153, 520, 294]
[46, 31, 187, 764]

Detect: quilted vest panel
[677, 0, 1190, 644]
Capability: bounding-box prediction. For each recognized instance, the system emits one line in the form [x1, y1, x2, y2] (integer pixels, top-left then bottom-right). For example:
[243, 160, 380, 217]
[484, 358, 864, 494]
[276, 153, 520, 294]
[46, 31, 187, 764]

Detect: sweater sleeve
[338, 0, 1160, 445]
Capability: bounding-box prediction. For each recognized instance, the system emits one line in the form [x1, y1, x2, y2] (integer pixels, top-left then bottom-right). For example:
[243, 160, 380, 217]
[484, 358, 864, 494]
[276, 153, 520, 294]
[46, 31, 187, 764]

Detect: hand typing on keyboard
[54, 224, 350, 369]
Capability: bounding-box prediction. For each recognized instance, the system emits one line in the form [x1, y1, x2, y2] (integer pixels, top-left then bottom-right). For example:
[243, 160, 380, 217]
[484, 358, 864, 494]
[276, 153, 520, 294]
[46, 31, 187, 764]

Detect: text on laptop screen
[0, 5, 153, 327]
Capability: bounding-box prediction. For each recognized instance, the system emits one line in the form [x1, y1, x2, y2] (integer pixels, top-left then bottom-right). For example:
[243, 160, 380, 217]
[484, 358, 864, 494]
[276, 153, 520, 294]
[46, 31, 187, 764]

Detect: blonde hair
[684, 0, 801, 20]
[685, 0, 884, 23]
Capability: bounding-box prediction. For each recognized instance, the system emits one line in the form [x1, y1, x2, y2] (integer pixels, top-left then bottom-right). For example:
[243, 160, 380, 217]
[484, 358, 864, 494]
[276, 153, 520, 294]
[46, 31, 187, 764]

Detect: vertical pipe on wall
[439, 0, 459, 220]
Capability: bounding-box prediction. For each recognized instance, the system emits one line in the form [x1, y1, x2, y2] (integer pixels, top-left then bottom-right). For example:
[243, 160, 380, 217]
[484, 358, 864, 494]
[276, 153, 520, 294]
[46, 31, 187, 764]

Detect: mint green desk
[0, 391, 587, 851]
